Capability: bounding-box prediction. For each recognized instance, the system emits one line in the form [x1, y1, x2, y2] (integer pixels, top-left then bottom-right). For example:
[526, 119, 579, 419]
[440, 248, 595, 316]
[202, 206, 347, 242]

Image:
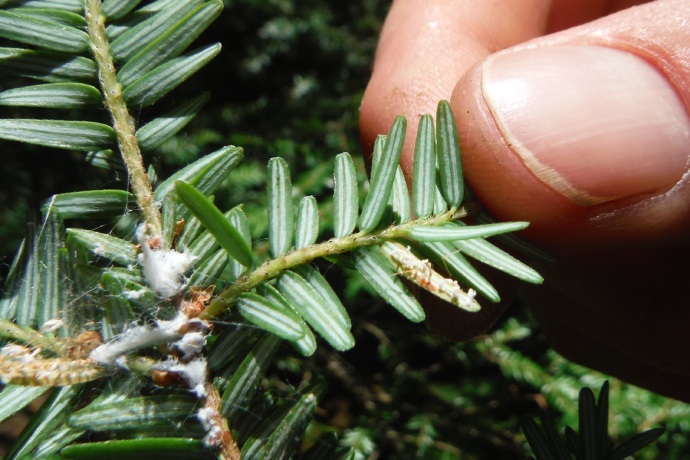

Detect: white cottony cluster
[90, 313, 190, 365]
[197, 406, 224, 447]
[155, 358, 209, 398]
[124, 288, 148, 300]
[41, 318, 65, 333]
[137, 226, 196, 298]
[172, 331, 207, 358]
[88, 311, 219, 444]
[1, 344, 37, 360]
[88, 226, 221, 445]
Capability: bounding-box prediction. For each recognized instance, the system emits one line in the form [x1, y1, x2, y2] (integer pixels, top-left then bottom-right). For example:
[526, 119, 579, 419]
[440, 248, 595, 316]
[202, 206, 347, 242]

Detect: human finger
[452, 0, 690, 244]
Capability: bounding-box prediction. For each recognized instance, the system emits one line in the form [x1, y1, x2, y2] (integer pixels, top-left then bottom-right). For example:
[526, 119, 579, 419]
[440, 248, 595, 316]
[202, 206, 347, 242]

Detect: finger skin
[452, 0, 690, 401]
[359, 0, 648, 177]
[454, 0, 690, 244]
[360, 0, 553, 176]
[360, 0, 690, 401]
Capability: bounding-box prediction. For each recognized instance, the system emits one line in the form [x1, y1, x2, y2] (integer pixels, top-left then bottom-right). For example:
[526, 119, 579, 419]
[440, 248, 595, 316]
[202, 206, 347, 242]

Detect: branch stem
[85, 0, 162, 236]
[201, 209, 461, 319]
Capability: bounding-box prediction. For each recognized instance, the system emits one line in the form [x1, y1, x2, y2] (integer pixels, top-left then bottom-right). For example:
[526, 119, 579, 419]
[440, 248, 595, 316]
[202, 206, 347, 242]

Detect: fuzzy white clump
[93, 243, 106, 256]
[41, 318, 65, 333]
[156, 357, 208, 398]
[1, 344, 34, 359]
[197, 407, 217, 431]
[197, 406, 224, 446]
[137, 226, 196, 298]
[90, 313, 189, 365]
[124, 288, 148, 300]
[156, 313, 193, 334]
[172, 332, 207, 359]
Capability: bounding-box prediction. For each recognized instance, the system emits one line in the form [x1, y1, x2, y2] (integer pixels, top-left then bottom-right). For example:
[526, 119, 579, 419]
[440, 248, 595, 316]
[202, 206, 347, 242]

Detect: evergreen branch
[84, 0, 161, 236]
[0, 2, 680, 457]
[200, 208, 461, 319]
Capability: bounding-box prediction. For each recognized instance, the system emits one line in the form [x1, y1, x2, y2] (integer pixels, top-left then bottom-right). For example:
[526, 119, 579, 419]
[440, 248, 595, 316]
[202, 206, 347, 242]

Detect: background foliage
[0, 1, 689, 458]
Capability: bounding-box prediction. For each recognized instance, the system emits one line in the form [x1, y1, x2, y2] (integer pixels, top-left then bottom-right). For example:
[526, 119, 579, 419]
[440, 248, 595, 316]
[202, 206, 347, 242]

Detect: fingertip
[359, 80, 433, 176]
[451, 2, 690, 245]
[451, 64, 584, 242]
[360, 0, 552, 174]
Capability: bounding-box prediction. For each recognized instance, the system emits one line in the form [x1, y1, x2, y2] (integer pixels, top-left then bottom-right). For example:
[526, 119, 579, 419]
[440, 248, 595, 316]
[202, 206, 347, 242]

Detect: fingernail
[482, 46, 690, 205]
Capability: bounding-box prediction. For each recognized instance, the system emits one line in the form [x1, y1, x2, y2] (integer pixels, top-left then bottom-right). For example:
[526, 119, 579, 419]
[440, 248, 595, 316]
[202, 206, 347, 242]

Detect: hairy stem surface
[85, 0, 162, 236]
[201, 209, 461, 318]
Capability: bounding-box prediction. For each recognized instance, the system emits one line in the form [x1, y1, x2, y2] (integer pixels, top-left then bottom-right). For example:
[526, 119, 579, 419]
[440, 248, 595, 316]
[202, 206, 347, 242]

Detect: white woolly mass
[137, 227, 196, 298]
[156, 312, 193, 334]
[90, 313, 189, 365]
[197, 407, 216, 430]
[172, 332, 207, 358]
[156, 357, 208, 398]
[1, 344, 34, 360]
[124, 288, 148, 300]
[93, 243, 106, 256]
[197, 406, 224, 447]
[41, 318, 65, 332]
